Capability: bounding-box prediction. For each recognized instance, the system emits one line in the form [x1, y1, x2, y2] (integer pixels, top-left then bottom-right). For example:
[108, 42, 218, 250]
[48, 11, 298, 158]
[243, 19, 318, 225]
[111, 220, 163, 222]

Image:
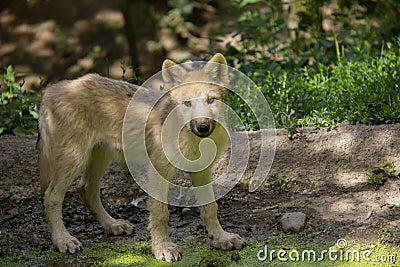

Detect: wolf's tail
[36, 119, 40, 149]
[38, 111, 52, 196]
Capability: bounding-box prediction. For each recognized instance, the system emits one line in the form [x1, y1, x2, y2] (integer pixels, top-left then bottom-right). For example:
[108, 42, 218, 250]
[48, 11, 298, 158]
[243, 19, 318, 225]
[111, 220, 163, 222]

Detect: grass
[1, 231, 399, 267]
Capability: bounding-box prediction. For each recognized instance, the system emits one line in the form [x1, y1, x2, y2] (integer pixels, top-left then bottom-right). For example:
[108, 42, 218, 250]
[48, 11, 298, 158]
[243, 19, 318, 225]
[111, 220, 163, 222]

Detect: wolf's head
[161, 54, 229, 138]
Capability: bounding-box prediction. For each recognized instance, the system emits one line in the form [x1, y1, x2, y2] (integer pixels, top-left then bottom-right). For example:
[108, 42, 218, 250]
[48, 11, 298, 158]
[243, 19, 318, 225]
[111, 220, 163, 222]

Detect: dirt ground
[1, 123, 399, 256]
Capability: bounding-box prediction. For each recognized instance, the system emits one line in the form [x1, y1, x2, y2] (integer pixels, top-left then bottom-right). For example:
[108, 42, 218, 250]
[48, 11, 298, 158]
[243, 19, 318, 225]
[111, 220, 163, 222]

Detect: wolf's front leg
[147, 164, 181, 262]
[190, 169, 246, 250]
[148, 197, 182, 262]
[200, 202, 246, 250]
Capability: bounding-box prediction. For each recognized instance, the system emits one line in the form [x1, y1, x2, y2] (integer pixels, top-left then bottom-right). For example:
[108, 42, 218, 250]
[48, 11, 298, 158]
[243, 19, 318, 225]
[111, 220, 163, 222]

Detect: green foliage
[367, 160, 399, 187]
[224, 0, 400, 72]
[120, 60, 144, 85]
[163, 0, 198, 37]
[225, 0, 288, 72]
[0, 66, 41, 136]
[217, 1, 400, 130]
[267, 41, 400, 128]
[225, 41, 400, 130]
[2, 0, 400, 135]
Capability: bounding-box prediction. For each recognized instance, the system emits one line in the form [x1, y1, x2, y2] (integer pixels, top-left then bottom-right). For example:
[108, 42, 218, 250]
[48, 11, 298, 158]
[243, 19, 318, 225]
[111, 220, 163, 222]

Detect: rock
[280, 212, 306, 232]
[182, 208, 191, 215]
[181, 207, 199, 216]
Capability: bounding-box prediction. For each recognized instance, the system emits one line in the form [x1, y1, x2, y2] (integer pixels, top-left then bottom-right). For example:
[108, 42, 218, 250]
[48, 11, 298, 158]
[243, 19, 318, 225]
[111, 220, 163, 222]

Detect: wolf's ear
[204, 53, 229, 87]
[162, 59, 185, 89]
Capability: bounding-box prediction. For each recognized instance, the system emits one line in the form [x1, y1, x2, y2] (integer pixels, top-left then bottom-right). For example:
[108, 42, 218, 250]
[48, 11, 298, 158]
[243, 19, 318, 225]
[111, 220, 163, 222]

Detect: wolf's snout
[190, 118, 216, 138]
[197, 124, 210, 134]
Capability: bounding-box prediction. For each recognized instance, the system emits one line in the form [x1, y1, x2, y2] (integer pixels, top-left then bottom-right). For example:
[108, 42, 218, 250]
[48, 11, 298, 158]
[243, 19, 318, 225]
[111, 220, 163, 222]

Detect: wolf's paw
[212, 232, 246, 251]
[103, 219, 134, 236]
[53, 234, 83, 253]
[152, 241, 182, 262]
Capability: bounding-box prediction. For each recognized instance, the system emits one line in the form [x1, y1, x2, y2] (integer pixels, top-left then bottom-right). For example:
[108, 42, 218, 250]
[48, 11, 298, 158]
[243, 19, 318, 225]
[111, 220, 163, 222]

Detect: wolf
[38, 53, 246, 262]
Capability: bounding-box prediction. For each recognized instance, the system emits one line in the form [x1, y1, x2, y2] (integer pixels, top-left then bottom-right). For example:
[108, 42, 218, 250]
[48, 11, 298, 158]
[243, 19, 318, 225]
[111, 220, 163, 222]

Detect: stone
[181, 208, 191, 215]
[280, 212, 306, 232]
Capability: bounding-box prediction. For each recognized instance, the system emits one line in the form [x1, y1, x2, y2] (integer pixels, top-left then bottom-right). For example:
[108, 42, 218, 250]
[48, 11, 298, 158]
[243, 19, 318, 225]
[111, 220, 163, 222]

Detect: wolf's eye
[183, 100, 192, 107]
[207, 97, 215, 104]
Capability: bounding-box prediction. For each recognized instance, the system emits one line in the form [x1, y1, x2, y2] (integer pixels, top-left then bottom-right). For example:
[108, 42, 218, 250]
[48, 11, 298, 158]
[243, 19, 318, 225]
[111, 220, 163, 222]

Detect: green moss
[1, 233, 399, 267]
[0, 252, 28, 267]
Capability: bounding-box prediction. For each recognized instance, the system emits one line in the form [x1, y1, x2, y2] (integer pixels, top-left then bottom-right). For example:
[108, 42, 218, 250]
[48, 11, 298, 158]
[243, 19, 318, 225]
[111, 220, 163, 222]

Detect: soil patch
[1, 124, 400, 256]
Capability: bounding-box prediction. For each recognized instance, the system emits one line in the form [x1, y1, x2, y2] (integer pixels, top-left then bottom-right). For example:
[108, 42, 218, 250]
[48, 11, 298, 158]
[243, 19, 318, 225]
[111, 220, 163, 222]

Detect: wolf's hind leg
[41, 150, 84, 253]
[77, 145, 134, 236]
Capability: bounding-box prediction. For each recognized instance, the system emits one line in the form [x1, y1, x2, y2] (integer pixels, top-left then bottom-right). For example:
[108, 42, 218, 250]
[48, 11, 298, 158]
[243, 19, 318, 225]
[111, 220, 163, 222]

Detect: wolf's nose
[197, 124, 210, 134]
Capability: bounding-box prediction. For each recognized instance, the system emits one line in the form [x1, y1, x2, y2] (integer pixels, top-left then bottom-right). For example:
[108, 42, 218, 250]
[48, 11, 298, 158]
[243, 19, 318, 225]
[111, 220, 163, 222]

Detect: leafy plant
[223, 0, 400, 73]
[120, 60, 144, 85]
[225, 40, 400, 130]
[367, 160, 399, 187]
[0, 65, 41, 136]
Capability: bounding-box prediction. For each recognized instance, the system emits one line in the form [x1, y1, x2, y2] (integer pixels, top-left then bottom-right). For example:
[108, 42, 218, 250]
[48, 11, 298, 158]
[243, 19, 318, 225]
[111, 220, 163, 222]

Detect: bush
[0, 66, 41, 135]
[232, 41, 400, 130]
[222, 0, 400, 73]
[2, 41, 399, 135]
[215, 1, 400, 130]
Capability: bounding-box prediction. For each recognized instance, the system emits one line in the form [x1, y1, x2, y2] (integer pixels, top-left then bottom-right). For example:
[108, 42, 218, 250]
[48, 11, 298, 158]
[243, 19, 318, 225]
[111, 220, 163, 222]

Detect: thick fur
[38, 54, 245, 261]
